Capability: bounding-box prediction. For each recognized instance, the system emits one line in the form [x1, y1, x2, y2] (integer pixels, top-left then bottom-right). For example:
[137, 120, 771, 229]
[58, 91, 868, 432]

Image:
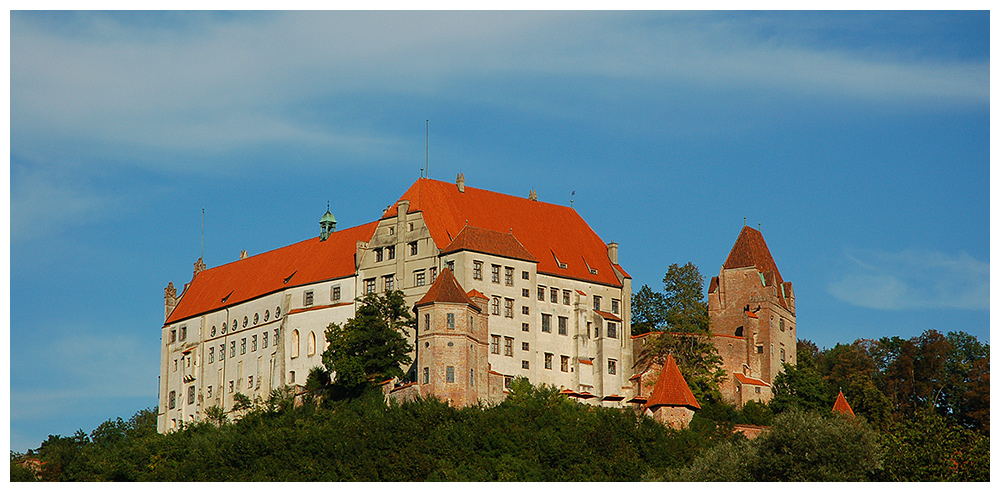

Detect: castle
[158, 176, 794, 433]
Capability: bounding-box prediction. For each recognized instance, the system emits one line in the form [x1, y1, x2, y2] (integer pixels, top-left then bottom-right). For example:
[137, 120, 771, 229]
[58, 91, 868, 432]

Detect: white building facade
[158, 176, 632, 432]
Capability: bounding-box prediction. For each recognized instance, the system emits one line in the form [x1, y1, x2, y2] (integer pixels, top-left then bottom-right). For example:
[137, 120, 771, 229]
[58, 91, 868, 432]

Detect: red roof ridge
[832, 390, 856, 417]
[645, 354, 701, 410]
[414, 267, 479, 311]
[440, 224, 537, 262]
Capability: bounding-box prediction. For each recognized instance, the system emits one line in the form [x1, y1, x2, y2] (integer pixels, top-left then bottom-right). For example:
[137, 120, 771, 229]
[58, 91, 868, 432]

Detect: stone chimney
[192, 257, 206, 281]
[456, 173, 466, 193]
[528, 190, 537, 201]
[239, 250, 248, 260]
[164, 282, 178, 321]
[607, 242, 618, 264]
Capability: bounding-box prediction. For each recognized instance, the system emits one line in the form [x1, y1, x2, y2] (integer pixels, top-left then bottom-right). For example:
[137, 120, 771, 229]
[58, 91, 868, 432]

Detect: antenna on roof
[570, 190, 575, 208]
[201, 208, 205, 260]
[425, 119, 429, 179]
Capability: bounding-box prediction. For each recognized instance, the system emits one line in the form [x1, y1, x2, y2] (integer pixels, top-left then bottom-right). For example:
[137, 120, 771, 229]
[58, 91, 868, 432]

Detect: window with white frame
[594, 295, 602, 311]
[550, 287, 558, 303]
[332, 285, 342, 302]
[560, 355, 569, 372]
[608, 359, 617, 375]
[446, 366, 455, 383]
[415, 270, 426, 286]
[558, 316, 568, 335]
[541, 314, 551, 333]
[544, 353, 553, 369]
[505, 267, 514, 286]
[364, 278, 376, 294]
[387, 246, 395, 260]
[304, 290, 314, 306]
[492, 264, 500, 283]
[447, 313, 455, 330]
[504, 298, 514, 318]
[563, 290, 570, 305]
[504, 337, 514, 357]
[522, 322, 530, 332]
[611, 299, 619, 314]
[491, 297, 501, 316]
[384, 275, 394, 292]
[491, 335, 500, 354]
[607, 322, 617, 339]
[537, 286, 545, 301]
[473, 261, 483, 280]
[522, 306, 529, 315]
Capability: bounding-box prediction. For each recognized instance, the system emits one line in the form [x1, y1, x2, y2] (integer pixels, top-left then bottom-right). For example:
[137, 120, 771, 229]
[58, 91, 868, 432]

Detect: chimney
[240, 250, 248, 260]
[528, 190, 537, 201]
[164, 282, 178, 321]
[456, 173, 466, 193]
[192, 257, 206, 281]
[607, 242, 618, 264]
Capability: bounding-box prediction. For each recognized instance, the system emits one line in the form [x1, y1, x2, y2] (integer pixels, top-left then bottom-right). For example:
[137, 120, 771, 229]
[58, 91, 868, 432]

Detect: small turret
[320, 202, 337, 241]
[456, 173, 466, 193]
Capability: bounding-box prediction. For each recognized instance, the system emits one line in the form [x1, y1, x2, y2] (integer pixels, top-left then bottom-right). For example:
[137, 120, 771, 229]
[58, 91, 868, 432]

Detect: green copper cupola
[319, 202, 337, 241]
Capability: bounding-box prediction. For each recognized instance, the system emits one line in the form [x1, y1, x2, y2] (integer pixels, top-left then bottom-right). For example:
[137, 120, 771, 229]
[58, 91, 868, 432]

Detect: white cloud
[827, 248, 988, 310]
[10, 11, 988, 170]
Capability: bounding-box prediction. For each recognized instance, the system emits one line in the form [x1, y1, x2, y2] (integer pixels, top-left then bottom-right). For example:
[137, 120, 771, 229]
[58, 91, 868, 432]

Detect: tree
[769, 362, 832, 414]
[635, 331, 726, 403]
[631, 285, 667, 335]
[631, 262, 709, 335]
[321, 289, 415, 397]
[880, 410, 990, 481]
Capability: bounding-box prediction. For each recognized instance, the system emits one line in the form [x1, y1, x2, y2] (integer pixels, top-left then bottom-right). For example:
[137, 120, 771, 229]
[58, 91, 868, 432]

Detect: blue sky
[8, 10, 989, 452]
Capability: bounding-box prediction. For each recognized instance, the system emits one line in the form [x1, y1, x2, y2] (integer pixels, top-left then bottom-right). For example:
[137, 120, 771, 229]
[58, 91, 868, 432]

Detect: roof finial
[744, 216, 746, 227]
[570, 190, 575, 208]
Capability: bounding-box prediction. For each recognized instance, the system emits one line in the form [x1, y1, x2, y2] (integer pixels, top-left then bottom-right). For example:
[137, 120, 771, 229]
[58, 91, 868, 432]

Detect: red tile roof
[414, 267, 480, 311]
[440, 225, 537, 263]
[832, 390, 856, 417]
[384, 178, 625, 287]
[645, 354, 701, 410]
[722, 226, 789, 309]
[165, 221, 378, 325]
[595, 310, 622, 322]
[734, 373, 770, 387]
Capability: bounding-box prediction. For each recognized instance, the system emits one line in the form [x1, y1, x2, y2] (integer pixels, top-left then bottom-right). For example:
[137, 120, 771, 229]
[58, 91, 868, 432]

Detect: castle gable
[440, 225, 537, 263]
[383, 178, 626, 287]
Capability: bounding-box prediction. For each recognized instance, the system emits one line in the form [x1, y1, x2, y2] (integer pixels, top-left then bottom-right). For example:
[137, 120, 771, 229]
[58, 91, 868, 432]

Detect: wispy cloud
[11, 11, 988, 168]
[827, 248, 988, 310]
[10, 163, 119, 241]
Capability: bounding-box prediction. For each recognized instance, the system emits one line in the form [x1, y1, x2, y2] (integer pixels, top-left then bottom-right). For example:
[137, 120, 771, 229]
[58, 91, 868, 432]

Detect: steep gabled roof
[165, 221, 378, 324]
[723, 226, 788, 309]
[645, 354, 701, 411]
[414, 267, 480, 311]
[384, 178, 625, 287]
[832, 390, 856, 417]
[440, 225, 537, 263]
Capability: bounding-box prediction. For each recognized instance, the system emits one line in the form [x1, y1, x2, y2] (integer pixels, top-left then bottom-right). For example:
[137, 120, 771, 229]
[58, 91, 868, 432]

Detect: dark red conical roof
[414, 267, 480, 311]
[832, 390, 855, 417]
[645, 354, 700, 411]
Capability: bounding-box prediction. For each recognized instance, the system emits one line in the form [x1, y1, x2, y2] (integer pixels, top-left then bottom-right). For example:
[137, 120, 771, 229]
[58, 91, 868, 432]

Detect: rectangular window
[781, 347, 786, 362]
[780, 318, 785, 332]
[422, 367, 429, 384]
[240, 338, 246, 355]
[492, 265, 501, 283]
[550, 288, 558, 303]
[537, 286, 545, 301]
[522, 306, 529, 315]
[504, 337, 514, 357]
[209, 347, 215, 363]
[303, 290, 314, 306]
[447, 313, 455, 330]
[491, 335, 501, 354]
[504, 298, 514, 318]
[252, 335, 257, 352]
[446, 366, 455, 383]
[563, 290, 570, 305]
[180, 326, 187, 341]
[187, 385, 195, 404]
[274, 329, 279, 347]
[491, 297, 501, 316]
[756, 345, 764, 354]
[587, 321, 592, 339]
[170, 329, 176, 343]
[262, 331, 268, 349]
[504, 375, 513, 389]
[594, 296, 602, 311]
[522, 341, 529, 351]
[558, 316, 568, 335]
[409, 242, 417, 256]
[384, 275, 394, 292]
[470, 369, 475, 386]
[607, 322, 617, 339]
[611, 299, 619, 314]
[522, 288, 530, 298]
[387, 245, 395, 260]
[207, 386, 212, 399]
[522, 360, 530, 369]
[544, 353, 553, 370]
[430, 267, 438, 282]
[595, 321, 601, 338]
[522, 322, 530, 332]
[364, 278, 376, 294]
[230, 341, 236, 358]
[168, 391, 176, 409]
[505, 267, 514, 286]
[248, 375, 253, 388]
[220, 344, 226, 360]
[561, 355, 569, 372]
[608, 359, 617, 375]
[541, 314, 551, 333]
[415, 270, 426, 287]
[229, 381, 234, 393]
[332, 286, 342, 302]
[375, 248, 384, 262]
[425, 313, 430, 331]
[522, 271, 530, 280]
[473, 261, 483, 280]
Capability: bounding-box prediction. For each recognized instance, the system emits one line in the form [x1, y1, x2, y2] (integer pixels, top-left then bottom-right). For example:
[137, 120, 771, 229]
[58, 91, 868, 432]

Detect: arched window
[307, 332, 316, 356]
[291, 329, 300, 358]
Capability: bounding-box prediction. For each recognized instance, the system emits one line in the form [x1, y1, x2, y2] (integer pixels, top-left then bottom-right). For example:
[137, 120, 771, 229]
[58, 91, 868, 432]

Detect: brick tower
[707, 226, 796, 406]
[644, 354, 701, 429]
[412, 267, 492, 407]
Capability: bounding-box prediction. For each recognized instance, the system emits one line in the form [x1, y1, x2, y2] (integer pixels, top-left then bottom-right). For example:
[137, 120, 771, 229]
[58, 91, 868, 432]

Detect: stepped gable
[383, 178, 627, 287]
[165, 221, 378, 325]
[441, 225, 537, 263]
[645, 354, 701, 411]
[722, 225, 788, 309]
[832, 390, 856, 417]
[414, 266, 480, 311]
